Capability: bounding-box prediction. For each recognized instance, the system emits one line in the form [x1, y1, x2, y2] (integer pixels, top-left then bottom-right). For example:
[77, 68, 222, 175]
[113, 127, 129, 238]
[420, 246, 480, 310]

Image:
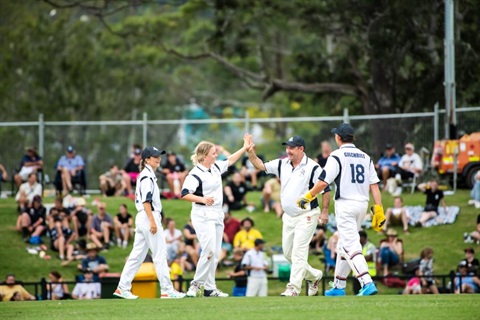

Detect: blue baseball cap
[282, 136, 306, 148]
[141, 146, 166, 159]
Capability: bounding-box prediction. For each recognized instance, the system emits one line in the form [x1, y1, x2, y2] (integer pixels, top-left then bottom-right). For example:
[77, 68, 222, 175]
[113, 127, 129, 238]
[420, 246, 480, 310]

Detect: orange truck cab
[431, 132, 480, 188]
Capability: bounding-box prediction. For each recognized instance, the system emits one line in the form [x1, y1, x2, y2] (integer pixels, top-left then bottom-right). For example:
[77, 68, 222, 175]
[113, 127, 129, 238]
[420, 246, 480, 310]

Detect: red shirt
[224, 217, 241, 244]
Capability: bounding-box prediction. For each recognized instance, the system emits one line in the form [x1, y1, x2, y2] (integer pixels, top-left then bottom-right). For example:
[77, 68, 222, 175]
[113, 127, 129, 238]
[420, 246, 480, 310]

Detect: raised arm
[227, 133, 253, 167]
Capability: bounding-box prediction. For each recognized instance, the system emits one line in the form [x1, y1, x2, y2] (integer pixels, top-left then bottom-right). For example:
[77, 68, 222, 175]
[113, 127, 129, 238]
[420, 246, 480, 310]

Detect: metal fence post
[343, 108, 349, 123]
[143, 112, 148, 147]
[245, 110, 250, 134]
[38, 114, 44, 157]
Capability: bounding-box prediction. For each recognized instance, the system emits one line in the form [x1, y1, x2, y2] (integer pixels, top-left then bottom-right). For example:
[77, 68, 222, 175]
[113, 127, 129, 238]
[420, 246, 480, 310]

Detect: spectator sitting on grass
[224, 172, 248, 211]
[72, 269, 101, 300]
[233, 217, 263, 251]
[454, 260, 480, 294]
[77, 243, 109, 281]
[49, 210, 75, 263]
[89, 202, 114, 250]
[162, 151, 188, 198]
[70, 197, 92, 239]
[416, 180, 447, 227]
[418, 247, 439, 294]
[464, 214, 480, 244]
[114, 204, 133, 249]
[16, 195, 46, 244]
[460, 247, 479, 275]
[384, 196, 410, 234]
[0, 274, 36, 301]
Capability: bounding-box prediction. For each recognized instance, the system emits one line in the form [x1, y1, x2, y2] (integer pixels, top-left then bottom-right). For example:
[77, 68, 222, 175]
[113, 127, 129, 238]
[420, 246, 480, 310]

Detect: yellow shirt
[233, 229, 263, 250]
[0, 284, 33, 301]
[170, 262, 183, 280]
[264, 178, 281, 201]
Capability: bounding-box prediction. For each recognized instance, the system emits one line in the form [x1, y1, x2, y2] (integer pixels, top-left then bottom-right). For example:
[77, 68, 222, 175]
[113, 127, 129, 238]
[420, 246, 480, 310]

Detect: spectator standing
[418, 247, 439, 294]
[224, 172, 248, 211]
[114, 146, 185, 299]
[182, 137, 252, 298]
[0, 274, 36, 301]
[247, 135, 329, 297]
[99, 165, 126, 197]
[162, 151, 188, 198]
[261, 176, 283, 217]
[114, 204, 133, 249]
[396, 143, 423, 182]
[242, 239, 269, 297]
[227, 248, 247, 296]
[47, 271, 70, 300]
[183, 219, 199, 267]
[384, 196, 410, 234]
[71, 270, 101, 300]
[89, 203, 114, 250]
[233, 217, 263, 251]
[15, 172, 42, 212]
[56, 145, 85, 196]
[295, 123, 385, 297]
[417, 180, 447, 227]
[14, 147, 43, 189]
[314, 140, 333, 168]
[374, 144, 401, 189]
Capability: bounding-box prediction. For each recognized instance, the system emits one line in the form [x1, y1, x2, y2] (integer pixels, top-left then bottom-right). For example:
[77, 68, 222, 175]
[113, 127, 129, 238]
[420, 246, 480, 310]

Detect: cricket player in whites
[247, 135, 330, 296]
[297, 123, 385, 296]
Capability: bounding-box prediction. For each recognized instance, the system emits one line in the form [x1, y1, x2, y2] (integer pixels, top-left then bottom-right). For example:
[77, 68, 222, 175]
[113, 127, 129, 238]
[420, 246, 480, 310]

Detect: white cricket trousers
[246, 277, 268, 297]
[334, 200, 372, 287]
[191, 213, 223, 291]
[282, 208, 321, 292]
[118, 210, 173, 293]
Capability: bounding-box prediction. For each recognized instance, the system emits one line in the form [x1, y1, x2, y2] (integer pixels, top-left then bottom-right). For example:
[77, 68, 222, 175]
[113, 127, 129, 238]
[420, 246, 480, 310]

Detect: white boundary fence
[0, 106, 479, 195]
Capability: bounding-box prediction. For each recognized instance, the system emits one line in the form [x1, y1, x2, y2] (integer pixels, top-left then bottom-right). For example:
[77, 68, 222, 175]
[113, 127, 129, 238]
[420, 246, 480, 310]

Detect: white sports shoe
[113, 288, 139, 299]
[307, 270, 323, 296]
[186, 281, 201, 298]
[280, 284, 299, 297]
[161, 289, 186, 299]
[204, 288, 229, 297]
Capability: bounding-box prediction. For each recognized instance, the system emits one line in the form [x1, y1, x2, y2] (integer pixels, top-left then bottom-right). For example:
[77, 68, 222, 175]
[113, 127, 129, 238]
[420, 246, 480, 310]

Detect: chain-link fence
[0, 106, 479, 195]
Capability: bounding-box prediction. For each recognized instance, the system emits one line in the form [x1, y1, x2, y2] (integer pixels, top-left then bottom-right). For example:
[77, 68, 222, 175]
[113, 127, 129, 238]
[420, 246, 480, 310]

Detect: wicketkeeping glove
[371, 204, 386, 232]
[296, 191, 317, 209]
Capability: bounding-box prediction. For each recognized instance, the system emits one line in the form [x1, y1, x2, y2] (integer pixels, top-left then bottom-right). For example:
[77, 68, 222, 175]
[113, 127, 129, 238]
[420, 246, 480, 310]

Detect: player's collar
[340, 144, 356, 149]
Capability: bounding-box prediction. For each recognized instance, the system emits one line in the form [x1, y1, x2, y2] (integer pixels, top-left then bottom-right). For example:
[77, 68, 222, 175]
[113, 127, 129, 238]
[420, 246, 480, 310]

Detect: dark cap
[464, 247, 475, 254]
[26, 147, 38, 155]
[133, 148, 142, 155]
[141, 146, 166, 160]
[282, 136, 305, 148]
[254, 238, 265, 246]
[33, 195, 42, 203]
[66, 145, 75, 153]
[331, 123, 355, 138]
[359, 230, 367, 238]
[385, 143, 394, 150]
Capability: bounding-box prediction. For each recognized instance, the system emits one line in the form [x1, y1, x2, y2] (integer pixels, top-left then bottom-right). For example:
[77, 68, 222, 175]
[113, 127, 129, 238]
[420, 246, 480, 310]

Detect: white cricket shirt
[264, 154, 326, 217]
[320, 144, 379, 202]
[135, 164, 163, 213]
[241, 248, 268, 278]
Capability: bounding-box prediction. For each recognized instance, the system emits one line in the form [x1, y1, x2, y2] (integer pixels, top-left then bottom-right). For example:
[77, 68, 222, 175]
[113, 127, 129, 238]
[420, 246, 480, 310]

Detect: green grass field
[1, 295, 478, 320]
[0, 187, 479, 297]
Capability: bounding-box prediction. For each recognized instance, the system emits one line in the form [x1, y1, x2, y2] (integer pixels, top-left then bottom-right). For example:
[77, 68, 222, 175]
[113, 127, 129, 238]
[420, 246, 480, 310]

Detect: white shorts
[19, 166, 35, 181]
